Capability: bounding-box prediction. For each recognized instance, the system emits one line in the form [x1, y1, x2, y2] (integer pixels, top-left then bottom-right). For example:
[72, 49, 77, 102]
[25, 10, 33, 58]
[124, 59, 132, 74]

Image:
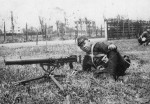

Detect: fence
[105, 19, 150, 40]
[0, 28, 105, 44]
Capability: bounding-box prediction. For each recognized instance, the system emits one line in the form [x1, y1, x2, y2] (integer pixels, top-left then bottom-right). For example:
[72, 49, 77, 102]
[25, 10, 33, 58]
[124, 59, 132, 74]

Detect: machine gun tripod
[5, 55, 82, 92]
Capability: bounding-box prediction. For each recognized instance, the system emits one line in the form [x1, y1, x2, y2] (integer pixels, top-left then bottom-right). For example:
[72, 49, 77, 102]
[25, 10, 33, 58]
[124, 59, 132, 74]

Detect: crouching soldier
[77, 36, 131, 81]
[138, 29, 150, 46]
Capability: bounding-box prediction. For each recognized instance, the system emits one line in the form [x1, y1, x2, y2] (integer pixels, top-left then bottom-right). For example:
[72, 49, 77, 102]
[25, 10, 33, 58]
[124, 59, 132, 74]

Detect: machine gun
[4, 55, 82, 91]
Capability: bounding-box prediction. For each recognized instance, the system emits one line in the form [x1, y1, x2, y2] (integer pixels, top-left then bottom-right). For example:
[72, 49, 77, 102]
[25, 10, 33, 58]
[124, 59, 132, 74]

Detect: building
[74, 18, 96, 36]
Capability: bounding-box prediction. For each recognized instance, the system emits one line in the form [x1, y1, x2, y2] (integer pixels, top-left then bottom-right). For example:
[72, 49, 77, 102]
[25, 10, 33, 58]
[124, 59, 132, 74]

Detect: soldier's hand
[101, 55, 108, 63]
[97, 65, 105, 70]
[142, 37, 146, 41]
[108, 44, 117, 50]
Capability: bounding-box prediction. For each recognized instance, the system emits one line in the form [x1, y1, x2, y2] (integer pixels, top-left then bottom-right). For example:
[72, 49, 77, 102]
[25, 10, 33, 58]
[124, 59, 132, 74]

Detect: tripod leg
[49, 75, 64, 91]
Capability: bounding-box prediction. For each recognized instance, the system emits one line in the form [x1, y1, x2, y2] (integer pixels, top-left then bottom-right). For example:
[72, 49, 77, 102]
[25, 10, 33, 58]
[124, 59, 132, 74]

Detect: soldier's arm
[95, 42, 117, 54]
[141, 31, 148, 38]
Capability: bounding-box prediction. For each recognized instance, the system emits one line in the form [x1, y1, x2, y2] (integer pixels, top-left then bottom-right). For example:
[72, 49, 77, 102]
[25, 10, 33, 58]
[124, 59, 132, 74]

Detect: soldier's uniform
[78, 38, 130, 81]
[138, 30, 150, 45]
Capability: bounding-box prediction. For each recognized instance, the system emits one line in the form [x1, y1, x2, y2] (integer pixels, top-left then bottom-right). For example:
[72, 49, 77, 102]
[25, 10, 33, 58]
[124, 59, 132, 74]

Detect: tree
[39, 16, 44, 38]
[85, 17, 88, 35]
[56, 21, 59, 37]
[3, 21, 6, 42]
[87, 21, 91, 37]
[59, 22, 65, 40]
[25, 23, 28, 41]
[11, 11, 14, 41]
[79, 18, 82, 35]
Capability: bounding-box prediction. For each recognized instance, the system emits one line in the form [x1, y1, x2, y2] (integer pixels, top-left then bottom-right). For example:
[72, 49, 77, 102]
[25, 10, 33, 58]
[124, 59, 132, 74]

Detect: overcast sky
[0, 0, 150, 29]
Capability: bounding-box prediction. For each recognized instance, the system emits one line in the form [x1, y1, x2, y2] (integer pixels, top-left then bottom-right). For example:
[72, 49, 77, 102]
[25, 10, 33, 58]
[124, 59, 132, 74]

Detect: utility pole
[96, 26, 98, 37]
[26, 23, 28, 42]
[45, 23, 48, 52]
[36, 29, 38, 45]
[64, 17, 67, 36]
[101, 25, 103, 37]
[79, 19, 82, 35]
[56, 21, 59, 37]
[45, 23, 47, 39]
[75, 21, 78, 43]
[4, 21, 6, 43]
[11, 11, 14, 41]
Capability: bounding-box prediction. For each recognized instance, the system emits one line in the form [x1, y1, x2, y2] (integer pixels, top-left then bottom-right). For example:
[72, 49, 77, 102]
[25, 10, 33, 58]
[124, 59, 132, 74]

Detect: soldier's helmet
[77, 36, 88, 46]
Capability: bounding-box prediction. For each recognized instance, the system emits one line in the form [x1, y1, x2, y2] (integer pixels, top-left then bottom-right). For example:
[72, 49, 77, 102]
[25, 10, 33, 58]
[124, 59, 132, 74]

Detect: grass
[0, 39, 150, 104]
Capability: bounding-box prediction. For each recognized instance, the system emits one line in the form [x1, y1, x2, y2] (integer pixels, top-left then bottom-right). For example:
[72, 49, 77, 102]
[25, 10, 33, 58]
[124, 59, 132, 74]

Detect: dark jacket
[82, 42, 110, 71]
[82, 41, 130, 80]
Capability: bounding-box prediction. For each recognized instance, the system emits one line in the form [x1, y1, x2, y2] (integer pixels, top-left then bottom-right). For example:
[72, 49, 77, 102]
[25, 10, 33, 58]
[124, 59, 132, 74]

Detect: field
[0, 39, 150, 104]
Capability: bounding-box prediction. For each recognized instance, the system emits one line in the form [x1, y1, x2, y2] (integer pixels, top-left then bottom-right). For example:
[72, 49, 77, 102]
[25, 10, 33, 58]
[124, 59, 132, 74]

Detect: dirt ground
[0, 39, 150, 104]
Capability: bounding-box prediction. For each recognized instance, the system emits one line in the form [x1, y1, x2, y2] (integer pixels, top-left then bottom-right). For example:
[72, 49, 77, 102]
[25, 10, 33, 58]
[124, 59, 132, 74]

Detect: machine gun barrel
[5, 58, 53, 65]
[4, 55, 81, 65]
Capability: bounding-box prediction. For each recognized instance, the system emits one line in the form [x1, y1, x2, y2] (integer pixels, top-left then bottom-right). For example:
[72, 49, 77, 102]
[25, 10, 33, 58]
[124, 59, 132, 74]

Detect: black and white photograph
[0, 0, 150, 103]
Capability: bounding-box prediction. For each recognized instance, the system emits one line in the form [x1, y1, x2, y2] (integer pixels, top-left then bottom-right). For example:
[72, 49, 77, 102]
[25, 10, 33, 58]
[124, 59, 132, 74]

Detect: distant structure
[104, 16, 150, 40]
[4, 11, 23, 34]
[47, 26, 53, 34]
[8, 26, 22, 34]
[74, 18, 96, 37]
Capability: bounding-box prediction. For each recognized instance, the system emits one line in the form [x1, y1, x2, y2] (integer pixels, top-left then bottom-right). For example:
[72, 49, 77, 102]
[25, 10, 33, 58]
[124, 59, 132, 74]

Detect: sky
[0, 0, 150, 30]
